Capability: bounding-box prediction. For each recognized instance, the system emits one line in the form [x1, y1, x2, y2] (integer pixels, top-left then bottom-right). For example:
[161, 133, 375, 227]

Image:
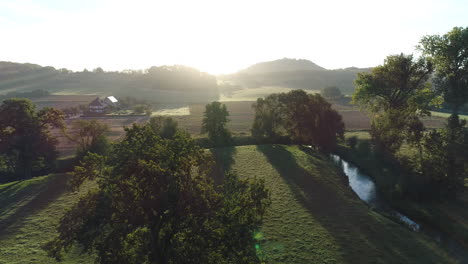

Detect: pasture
[0, 145, 457, 264]
[211, 145, 455, 263]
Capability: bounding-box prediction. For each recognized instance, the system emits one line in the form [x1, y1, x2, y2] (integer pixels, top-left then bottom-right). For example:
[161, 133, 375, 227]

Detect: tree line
[352, 27, 468, 199]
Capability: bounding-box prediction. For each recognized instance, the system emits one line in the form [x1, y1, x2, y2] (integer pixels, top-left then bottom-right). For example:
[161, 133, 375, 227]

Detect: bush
[356, 140, 371, 156]
[346, 136, 358, 149]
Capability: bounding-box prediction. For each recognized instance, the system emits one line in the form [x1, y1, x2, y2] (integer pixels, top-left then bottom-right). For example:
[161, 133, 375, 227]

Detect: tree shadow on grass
[209, 147, 237, 185]
[0, 173, 70, 239]
[256, 144, 454, 264]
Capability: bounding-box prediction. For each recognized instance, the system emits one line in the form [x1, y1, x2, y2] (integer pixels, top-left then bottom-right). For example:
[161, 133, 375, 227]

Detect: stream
[330, 154, 468, 263]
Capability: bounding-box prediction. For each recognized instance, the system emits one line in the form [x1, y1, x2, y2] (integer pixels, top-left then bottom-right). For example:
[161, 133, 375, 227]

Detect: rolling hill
[0, 62, 219, 103]
[220, 58, 371, 95]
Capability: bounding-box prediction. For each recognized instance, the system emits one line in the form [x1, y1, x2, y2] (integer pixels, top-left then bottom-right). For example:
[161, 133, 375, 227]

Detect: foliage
[44, 123, 270, 264]
[148, 116, 179, 139]
[419, 116, 468, 198]
[419, 27, 468, 113]
[356, 139, 372, 156]
[0, 89, 50, 101]
[251, 94, 285, 139]
[346, 136, 358, 149]
[321, 86, 343, 102]
[133, 104, 151, 115]
[61, 105, 81, 118]
[0, 99, 64, 179]
[252, 90, 344, 151]
[419, 27, 468, 197]
[353, 53, 435, 155]
[201, 102, 232, 146]
[66, 119, 110, 157]
[353, 53, 435, 113]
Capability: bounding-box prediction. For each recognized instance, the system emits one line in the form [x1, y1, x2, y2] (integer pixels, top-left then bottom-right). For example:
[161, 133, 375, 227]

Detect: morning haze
[0, 1, 467, 264]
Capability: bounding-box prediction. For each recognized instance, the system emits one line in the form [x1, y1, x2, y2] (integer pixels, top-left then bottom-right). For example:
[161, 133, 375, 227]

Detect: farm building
[88, 97, 106, 113]
[88, 96, 118, 114]
[104, 96, 118, 107]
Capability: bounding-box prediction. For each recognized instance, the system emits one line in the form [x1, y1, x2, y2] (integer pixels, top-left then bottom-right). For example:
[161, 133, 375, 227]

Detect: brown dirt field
[32, 95, 96, 109]
[53, 116, 150, 157]
[175, 103, 374, 133]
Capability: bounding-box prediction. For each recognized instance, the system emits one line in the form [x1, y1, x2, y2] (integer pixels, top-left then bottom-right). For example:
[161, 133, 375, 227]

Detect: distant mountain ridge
[241, 58, 326, 74]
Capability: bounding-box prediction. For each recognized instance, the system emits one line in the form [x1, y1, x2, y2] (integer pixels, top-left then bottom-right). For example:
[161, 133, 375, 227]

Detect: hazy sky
[1, 0, 467, 74]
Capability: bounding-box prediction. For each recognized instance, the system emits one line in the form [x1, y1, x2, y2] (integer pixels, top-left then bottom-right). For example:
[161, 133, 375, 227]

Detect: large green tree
[321, 86, 343, 103]
[419, 27, 468, 197]
[201, 102, 232, 146]
[251, 94, 285, 139]
[66, 119, 110, 157]
[252, 90, 344, 151]
[0, 99, 64, 179]
[353, 53, 435, 154]
[419, 27, 468, 114]
[44, 123, 270, 263]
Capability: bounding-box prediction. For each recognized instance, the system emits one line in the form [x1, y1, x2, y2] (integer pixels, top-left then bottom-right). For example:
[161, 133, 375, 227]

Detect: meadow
[0, 145, 458, 264]
[213, 145, 454, 263]
[0, 174, 95, 264]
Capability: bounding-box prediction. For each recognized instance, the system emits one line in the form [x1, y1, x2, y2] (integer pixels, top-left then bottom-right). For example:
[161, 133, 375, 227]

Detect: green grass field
[0, 174, 94, 264]
[0, 145, 459, 263]
[431, 111, 468, 120]
[212, 145, 455, 263]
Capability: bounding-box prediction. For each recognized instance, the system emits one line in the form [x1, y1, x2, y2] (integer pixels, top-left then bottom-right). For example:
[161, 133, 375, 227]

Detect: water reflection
[331, 154, 420, 231]
[330, 153, 468, 262]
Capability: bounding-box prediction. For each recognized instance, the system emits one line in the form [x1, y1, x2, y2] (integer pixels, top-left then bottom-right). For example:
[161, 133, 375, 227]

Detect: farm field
[172, 102, 447, 135]
[53, 116, 150, 157]
[32, 95, 447, 156]
[219, 86, 320, 102]
[31, 95, 97, 109]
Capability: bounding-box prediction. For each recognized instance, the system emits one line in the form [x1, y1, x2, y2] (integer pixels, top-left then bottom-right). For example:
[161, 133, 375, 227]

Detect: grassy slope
[343, 131, 468, 247]
[212, 145, 455, 264]
[0, 145, 457, 264]
[0, 174, 94, 264]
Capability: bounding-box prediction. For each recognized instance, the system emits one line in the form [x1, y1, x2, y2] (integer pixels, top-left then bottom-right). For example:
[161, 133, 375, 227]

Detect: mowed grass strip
[0, 174, 95, 264]
[212, 145, 455, 264]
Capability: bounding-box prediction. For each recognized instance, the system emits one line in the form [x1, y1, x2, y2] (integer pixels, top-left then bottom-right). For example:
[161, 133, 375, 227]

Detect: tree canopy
[321, 86, 343, 102]
[353, 53, 434, 113]
[66, 119, 110, 157]
[419, 27, 468, 113]
[201, 102, 232, 146]
[44, 123, 270, 264]
[353, 54, 435, 154]
[418, 27, 468, 197]
[0, 98, 64, 179]
[252, 90, 344, 151]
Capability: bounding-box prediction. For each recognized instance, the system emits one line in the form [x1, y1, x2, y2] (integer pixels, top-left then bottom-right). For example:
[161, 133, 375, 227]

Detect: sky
[0, 0, 467, 74]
